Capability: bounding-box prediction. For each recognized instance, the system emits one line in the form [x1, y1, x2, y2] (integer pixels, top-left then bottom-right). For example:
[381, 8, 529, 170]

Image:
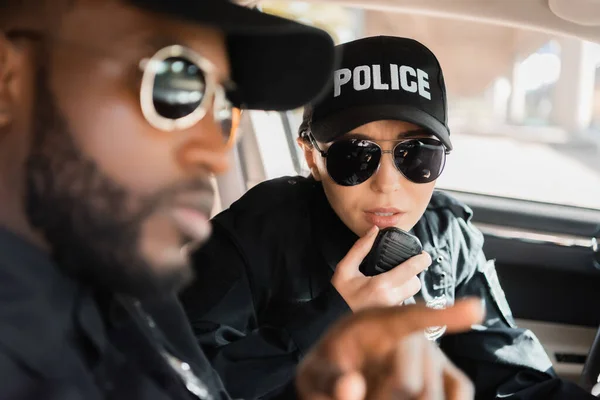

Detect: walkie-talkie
[360, 227, 423, 276]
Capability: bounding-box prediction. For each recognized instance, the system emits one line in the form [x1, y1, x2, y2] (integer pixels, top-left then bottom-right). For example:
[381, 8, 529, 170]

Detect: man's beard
[24, 69, 199, 299]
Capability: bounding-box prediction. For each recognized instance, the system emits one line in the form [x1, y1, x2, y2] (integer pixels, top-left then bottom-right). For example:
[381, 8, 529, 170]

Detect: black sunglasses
[307, 134, 449, 186]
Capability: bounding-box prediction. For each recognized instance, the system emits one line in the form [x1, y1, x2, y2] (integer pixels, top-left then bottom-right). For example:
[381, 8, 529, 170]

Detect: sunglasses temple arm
[306, 132, 328, 157]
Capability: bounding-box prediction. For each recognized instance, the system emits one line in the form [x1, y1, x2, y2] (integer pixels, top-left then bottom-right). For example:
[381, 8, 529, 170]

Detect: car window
[245, 2, 600, 210]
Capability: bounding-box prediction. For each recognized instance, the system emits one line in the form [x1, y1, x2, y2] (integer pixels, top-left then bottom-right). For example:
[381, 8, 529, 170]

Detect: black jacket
[0, 226, 232, 400]
[180, 176, 593, 400]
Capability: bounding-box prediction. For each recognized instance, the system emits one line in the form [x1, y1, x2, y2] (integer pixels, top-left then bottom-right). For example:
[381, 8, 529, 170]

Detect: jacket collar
[0, 226, 107, 378]
[309, 183, 358, 272]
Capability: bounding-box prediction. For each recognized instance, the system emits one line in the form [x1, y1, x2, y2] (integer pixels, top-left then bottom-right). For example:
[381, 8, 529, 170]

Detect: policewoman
[180, 37, 580, 399]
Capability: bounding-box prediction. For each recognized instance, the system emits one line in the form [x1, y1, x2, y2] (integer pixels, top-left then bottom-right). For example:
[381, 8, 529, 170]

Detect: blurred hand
[331, 226, 431, 311]
[296, 299, 484, 400]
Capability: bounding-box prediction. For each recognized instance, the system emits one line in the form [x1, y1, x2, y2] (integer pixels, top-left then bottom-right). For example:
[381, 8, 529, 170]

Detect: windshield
[260, 1, 600, 210]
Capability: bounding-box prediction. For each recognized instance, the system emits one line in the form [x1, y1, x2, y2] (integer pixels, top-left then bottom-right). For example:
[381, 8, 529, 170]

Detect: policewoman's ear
[296, 136, 323, 181]
[0, 32, 21, 134]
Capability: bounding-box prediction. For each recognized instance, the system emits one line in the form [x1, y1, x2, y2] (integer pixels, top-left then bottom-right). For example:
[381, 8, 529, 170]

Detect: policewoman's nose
[370, 150, 403, 194]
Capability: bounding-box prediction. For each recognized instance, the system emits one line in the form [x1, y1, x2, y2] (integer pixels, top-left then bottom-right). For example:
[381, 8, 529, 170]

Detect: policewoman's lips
[364, 207, 405, 229]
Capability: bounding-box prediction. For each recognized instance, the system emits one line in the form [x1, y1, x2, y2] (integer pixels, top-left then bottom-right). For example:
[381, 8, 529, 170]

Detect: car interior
[212, 0, 600, 392]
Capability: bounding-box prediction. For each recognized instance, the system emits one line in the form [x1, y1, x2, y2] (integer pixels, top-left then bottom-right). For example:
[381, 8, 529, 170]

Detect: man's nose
[176, 115, 230, 176]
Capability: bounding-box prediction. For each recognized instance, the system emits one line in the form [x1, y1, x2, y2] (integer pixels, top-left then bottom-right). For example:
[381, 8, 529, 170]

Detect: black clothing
[0, 227, 231, 400]
[181, 176, 594, 400]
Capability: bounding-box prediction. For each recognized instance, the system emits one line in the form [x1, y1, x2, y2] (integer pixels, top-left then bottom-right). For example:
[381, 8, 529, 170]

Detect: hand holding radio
[331, 226, 431, 311]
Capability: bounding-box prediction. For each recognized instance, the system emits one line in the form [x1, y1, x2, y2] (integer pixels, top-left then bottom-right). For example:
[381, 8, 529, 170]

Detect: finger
[401, 299, 483, 335]
[396, 276, 422, 303]
[443, 357, 474, 400]
[365, 334, 427, 400]
[420, 340, 443, 400]
[355, 298, 484, 336]
[418, 298, 484, 334]
[334, 372, 367, 400]
[337, 226, 379, 278]
[393, 333, 425, 397]
[377, 252, 431, 287]
[296, 352, 344, 399]
[318, 300, 484, 373]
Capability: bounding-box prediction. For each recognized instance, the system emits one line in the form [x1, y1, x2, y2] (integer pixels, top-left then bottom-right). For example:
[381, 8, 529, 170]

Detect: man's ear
[0, 33, 22, 132]
[296, 136, 323, 181]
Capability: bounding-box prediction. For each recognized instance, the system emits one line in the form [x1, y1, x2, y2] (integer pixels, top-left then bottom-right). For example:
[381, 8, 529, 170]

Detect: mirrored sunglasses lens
[152, 56, 206, 119]
[327, 140, 381, 186]
[393, 139, 446, 183]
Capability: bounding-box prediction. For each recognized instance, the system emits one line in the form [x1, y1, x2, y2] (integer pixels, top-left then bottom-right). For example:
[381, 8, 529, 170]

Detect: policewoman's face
[309, 120, 436, 237]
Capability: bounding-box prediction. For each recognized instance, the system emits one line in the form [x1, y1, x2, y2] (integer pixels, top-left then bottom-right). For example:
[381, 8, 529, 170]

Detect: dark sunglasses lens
[327, 140, 381, 186]
[153, 57, 206, 120]
[393, 139, 446, 183]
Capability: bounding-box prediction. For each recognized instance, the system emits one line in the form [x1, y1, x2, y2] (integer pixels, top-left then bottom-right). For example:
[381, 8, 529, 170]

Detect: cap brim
[129, 0, 335, 111]
[310, 104, 453, 150]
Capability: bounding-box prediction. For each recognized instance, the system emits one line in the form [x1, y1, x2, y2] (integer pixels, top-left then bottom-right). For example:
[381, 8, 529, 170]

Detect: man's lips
[168, 190, 214, 243]
[364, 207, 406, 228]
[171, 208, 211, 243]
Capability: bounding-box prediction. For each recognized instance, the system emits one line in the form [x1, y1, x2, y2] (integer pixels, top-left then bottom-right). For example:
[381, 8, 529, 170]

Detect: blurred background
[233, 1, 600, 210]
